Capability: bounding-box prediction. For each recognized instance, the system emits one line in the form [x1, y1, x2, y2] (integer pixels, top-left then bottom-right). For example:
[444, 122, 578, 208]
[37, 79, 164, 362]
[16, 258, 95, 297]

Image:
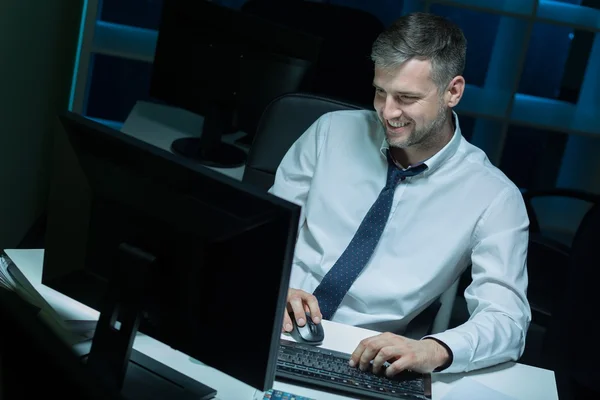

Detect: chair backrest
[543, 202, 600, 393]
[526, 233, 570, 327]
[242, 92, 364, 189]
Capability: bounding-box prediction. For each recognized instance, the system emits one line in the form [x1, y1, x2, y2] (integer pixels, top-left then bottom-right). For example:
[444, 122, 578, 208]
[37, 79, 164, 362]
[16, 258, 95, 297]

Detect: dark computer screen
[0, 287, 123, 400]
[149, 0, 321, 167]
[42, 111, 301, 398]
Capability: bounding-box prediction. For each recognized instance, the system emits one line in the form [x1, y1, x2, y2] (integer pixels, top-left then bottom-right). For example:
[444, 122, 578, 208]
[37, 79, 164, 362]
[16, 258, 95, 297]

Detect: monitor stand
[171, 104, 246, 169]
[84, 243, 216, 400]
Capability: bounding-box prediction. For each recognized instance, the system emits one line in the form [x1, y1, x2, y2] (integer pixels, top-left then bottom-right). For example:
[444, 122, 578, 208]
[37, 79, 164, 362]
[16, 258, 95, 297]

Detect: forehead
[373, 59, 436, 94]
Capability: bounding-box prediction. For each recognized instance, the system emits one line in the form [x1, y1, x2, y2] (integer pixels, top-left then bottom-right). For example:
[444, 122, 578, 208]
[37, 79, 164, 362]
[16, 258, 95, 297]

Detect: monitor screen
[42, 112, 301, 396]
[149, 0, 321, 167]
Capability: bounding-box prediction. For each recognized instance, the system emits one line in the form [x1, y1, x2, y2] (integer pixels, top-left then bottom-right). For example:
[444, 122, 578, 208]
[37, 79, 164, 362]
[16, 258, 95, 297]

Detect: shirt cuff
[422, 330, 473, 373]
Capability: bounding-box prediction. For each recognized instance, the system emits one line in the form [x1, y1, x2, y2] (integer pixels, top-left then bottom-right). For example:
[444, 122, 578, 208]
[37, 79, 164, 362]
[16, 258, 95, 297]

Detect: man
[269, 12, 531, 376]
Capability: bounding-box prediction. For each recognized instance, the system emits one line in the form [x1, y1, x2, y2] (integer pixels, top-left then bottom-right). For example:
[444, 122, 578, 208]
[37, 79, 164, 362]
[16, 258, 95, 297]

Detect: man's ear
[445, 76, 465, 108]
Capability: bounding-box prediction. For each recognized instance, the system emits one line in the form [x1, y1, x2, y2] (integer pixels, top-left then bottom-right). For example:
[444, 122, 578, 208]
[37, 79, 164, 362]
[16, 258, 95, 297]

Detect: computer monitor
[0, 287, 123, 400]
[41, 111, 301, 399]
[149, 0, 321, 168]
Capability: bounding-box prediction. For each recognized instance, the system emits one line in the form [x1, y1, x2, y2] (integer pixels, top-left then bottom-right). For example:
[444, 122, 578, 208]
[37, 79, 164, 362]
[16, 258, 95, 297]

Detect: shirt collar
[379, 111, 462, 174]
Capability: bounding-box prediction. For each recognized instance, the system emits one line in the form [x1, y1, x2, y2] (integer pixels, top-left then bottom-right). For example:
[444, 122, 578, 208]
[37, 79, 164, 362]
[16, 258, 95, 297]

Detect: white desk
[6, 249, 558, 400]
[121, 101, 248, 182]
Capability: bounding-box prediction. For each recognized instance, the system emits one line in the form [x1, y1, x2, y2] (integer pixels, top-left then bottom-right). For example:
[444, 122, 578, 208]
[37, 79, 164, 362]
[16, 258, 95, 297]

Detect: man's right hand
[283, 288, 322, 333]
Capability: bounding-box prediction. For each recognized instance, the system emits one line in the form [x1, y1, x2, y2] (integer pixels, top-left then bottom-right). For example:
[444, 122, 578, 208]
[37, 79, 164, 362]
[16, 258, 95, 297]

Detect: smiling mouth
[388, 120, 410, 128]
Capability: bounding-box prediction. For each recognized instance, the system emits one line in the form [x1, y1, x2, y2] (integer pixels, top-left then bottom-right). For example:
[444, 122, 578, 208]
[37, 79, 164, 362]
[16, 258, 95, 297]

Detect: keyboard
[259, 389, 315, 400]
[276, 339, 431, 400]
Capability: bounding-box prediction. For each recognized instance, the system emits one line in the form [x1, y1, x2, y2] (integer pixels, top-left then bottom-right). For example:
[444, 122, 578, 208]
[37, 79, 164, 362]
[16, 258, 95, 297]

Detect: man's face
[373, 59, 449, 150]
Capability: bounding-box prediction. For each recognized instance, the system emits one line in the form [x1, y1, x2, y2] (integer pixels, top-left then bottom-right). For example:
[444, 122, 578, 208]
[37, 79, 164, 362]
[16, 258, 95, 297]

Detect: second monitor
[150, 0, 321, 168]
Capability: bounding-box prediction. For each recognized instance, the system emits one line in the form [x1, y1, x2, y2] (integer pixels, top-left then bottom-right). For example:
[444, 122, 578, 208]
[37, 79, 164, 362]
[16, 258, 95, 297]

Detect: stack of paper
[0, 253, 17, 289]
[0, 252, 95, 346]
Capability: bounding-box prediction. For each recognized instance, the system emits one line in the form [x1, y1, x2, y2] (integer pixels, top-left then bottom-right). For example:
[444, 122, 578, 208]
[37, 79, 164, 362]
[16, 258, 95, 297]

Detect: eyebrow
[372, 83, 423, 97]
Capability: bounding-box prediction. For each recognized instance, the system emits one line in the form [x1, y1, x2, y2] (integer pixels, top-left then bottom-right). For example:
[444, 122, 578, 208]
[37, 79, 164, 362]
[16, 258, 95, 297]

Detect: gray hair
[371, 12, 467, 90]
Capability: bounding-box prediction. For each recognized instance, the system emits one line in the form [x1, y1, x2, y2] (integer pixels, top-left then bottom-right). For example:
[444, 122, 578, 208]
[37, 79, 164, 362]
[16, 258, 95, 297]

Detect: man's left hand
[349, 332, 450, 377]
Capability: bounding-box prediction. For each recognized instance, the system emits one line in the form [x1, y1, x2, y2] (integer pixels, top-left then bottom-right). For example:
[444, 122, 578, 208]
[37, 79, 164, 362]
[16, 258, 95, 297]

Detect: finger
[303, 295, 322, 324]
[372, 345, 402, 375]
[349, 335, 384, 371]
[386, 355, 414, 377]
[282, 310, 293, 333]
[358, 337, 388, 371]
[349, 337, 369, 368]
[288, 296, 307, 326]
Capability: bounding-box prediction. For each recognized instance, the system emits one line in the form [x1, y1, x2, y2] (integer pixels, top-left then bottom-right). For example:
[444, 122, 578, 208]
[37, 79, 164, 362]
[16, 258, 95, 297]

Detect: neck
[390, 113, 455, 167]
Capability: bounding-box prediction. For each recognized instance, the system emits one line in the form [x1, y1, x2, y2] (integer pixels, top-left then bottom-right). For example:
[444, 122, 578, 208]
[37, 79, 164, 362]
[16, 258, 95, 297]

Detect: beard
[384, 103, 449, 151]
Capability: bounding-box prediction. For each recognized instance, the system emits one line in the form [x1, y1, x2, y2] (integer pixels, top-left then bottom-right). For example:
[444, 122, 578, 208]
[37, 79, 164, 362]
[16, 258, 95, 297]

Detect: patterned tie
[313, 153, 428, 320]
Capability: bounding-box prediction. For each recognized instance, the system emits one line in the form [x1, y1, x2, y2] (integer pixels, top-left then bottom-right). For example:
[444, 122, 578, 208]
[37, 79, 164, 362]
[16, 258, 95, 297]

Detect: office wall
[0, 0, 83, 248]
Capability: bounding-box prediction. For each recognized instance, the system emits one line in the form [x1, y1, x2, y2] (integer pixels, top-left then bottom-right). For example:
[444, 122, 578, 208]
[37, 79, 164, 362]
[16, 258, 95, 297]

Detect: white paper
[0, 254, 17, 289]
[1, 253, 94, 345]
[442, 378, 518, 400]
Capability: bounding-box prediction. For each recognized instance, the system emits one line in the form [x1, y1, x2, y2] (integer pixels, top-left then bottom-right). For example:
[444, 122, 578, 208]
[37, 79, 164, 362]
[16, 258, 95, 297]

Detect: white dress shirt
[269, 109, 531, 373]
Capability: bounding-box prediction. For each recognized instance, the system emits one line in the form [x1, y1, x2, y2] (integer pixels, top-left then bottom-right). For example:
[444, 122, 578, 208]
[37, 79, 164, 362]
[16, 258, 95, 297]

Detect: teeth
[389, 121, 409, 128]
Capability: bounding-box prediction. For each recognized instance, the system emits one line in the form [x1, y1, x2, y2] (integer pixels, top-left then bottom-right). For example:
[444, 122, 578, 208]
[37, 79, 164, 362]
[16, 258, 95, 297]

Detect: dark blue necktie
[313, 153, 428, 320]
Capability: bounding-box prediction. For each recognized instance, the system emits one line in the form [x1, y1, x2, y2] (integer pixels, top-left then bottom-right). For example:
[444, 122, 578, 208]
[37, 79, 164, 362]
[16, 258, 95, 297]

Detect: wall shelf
[537, 1, 600, 33]
[86, 2, 600, 142]
[429, 0, 537, 18]
[87, 116, 124, 131]
[422, 0, 600, 155]
[510, 94, 600, 137]
[92, 21, 157, 63]
[454, 84, 511, 120]
[80, 1, 600, 160]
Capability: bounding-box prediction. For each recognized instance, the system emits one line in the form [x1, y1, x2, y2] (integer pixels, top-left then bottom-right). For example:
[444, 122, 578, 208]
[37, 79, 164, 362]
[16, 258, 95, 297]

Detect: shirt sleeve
[268, 113, 329, 229]
[424, 186, 532, 373]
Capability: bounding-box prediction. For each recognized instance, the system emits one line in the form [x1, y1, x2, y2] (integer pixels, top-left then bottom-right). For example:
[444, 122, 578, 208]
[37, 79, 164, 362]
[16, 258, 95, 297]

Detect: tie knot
[386, 161, 427, 188]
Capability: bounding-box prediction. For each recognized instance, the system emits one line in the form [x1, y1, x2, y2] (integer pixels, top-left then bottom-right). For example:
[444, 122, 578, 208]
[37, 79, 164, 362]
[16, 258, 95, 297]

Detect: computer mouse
[289, 312, 324, 345]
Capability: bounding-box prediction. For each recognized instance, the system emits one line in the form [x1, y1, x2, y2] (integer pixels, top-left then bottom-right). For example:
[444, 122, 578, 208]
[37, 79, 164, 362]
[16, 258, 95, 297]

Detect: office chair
[243, 92, 459, 338]
[243, 92, 362, 189]
[522, 188, 600, 239]
[526, 232, 570, 327]
[521, 188, 600, 327]
[540, 202, 600, 400]
[0, 287, 122, 399]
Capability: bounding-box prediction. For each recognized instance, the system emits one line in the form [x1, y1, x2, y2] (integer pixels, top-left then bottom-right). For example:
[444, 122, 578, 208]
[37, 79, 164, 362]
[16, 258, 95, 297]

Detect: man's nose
[382, 97, 402, 120]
